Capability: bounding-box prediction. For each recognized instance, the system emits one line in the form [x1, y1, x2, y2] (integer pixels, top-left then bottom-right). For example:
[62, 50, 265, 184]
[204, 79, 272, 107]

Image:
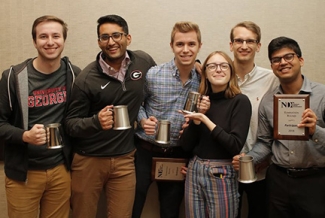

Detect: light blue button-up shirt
[136, 59, 200, 147]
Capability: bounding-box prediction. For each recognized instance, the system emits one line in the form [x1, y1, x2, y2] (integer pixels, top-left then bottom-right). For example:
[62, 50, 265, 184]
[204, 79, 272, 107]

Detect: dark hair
[200, 51, 241, 98]
[97, 15, 129, 38]
[268, 36, 302, 61]
[230, 21, 261, 43]
[32, 15, 68, 42]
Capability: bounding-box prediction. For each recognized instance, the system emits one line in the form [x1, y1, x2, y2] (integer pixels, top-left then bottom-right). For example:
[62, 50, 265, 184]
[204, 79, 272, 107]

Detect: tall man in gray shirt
[233, 36, 325, 218]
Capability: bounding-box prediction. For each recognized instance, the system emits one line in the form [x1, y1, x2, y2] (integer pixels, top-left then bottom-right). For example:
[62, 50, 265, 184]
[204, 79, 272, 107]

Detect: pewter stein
[46, 123, 63, 149]
[155, 120, 171, 145]
[183, 91, 201, 113]
[238, 155, 257, 183]
[113, 105, 131, 130]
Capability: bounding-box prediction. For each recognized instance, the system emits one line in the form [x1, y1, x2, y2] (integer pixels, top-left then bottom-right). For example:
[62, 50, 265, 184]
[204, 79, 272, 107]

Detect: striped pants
[185, 156, 239, 218]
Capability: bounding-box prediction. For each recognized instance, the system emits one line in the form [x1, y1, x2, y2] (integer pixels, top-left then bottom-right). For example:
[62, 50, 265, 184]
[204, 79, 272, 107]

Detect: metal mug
[238, 155, 257, 183]
[183, 91, 201, 113]
[113, 105, 131, 130]
[155, 120, 170, 145]
[46, 123, 64, 149]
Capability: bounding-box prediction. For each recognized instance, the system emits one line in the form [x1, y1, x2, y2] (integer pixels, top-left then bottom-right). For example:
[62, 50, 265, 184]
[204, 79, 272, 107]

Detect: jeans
[185, 156, 238, 218]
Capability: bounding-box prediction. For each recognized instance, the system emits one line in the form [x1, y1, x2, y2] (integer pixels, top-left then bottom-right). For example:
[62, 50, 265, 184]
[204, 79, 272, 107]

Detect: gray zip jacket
[0, 57, 80, 181]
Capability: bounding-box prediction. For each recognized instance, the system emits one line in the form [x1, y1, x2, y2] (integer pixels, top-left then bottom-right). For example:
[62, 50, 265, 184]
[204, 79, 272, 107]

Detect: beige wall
[1, 0, 325, 84]
[1, 1, 324, 217]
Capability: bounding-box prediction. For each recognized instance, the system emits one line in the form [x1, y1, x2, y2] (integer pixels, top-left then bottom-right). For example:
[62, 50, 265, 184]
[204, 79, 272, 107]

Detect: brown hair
[199, 51, 241, 98]
[170, 21, 201, 44]
[230, 21, 261, 43]
[32, 15, 68, 42]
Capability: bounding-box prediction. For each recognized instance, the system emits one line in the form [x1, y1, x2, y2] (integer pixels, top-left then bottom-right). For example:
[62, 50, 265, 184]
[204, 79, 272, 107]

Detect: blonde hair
[230, 21, 261, 42]
[170, 21, 201, 44]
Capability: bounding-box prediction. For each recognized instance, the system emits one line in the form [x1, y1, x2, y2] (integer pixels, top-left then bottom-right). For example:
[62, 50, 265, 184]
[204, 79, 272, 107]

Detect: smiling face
[170, 30, 201, 69]
[230, 26, 261, 63]
[33, 21, 65, 62]
[205, 53, 231, 93]
[98, 23, 131, 66]
[270, 47, 304, 84]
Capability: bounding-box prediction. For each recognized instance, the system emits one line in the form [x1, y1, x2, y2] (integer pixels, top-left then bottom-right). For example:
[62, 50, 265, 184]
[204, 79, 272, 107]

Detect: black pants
[266, 164, 325, 218]
[132, 138, 190, 218]
[238, 179, 267, 218]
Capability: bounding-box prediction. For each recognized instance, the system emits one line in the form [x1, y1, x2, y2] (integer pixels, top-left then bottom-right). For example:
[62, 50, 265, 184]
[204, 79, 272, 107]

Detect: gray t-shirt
[27, 60, 67, 170]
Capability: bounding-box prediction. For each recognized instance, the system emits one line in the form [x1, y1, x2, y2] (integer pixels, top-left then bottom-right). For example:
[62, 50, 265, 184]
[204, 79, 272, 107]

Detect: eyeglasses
[206, 63, 230, 72]
[99, 32, 127, 42]
[270, 53, 299, 65]
[233, 38, 258, 45]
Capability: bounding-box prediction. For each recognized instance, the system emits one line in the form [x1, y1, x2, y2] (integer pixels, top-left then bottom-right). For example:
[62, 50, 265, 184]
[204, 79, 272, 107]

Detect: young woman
[179, 51, 252, 218]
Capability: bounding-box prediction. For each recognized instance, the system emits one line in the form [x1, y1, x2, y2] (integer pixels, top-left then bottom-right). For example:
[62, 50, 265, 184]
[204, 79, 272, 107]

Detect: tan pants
[70, 150, 136, 218]
[5, 164, 71, 218]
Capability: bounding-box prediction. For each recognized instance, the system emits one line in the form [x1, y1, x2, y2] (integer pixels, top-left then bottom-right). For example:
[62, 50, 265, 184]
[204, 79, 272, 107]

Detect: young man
[64, 15, 156, 218]
[132, 21, 209, 218]
[233, 36, 325, 218]
[229, 21, 278, 218]
[0, 15, 80, 217]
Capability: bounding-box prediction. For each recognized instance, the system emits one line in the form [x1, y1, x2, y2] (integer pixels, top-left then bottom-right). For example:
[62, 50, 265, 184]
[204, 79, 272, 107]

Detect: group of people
[0, 13, 324, 218]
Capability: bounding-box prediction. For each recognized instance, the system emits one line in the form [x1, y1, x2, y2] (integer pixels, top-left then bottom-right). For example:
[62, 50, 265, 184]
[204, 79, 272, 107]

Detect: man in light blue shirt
[132, 21, 208, 218]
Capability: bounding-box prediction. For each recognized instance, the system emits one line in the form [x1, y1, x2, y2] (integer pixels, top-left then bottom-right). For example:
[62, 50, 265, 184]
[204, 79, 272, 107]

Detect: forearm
[247, 141, 272, 164]
[311, 125, 325, 147]
[65, 114, 102, 138]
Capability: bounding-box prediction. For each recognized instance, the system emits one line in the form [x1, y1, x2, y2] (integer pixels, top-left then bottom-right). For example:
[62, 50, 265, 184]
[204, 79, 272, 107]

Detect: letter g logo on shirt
[130, 70, 142, 80]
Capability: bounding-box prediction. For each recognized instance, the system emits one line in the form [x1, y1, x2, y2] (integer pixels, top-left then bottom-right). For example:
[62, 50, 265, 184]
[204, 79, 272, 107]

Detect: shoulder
[128, 50, 155, 63]
[148, 61, 172, 73]
[3, 59, 33, 76]
[71, 65, 81, 76]
[237, 93, 252, 107]
[309, 79, 325, 92]
[75, 61, 97, 81]
[231, 94, 252, 114]
[235, 93, 250, 102]
[259, 88, 276, 109]
[61, 56, 81, 75]
[255, 66, 277, 79]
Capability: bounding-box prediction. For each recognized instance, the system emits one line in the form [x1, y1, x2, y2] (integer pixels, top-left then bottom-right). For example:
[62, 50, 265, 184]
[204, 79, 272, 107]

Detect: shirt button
[290, 151, 294, 154]
[314, 138, 319, 143]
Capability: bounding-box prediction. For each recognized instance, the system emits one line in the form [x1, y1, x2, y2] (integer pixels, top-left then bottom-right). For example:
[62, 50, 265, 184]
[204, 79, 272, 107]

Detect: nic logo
[281, 101, 302, 108]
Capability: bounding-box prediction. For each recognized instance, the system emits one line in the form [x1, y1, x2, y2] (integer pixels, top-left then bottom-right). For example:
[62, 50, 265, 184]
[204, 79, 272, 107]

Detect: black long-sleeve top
[179, 91, 252, 159]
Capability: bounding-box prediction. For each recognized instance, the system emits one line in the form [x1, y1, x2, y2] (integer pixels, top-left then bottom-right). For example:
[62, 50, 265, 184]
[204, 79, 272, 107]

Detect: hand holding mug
[98, 105, 114, 130]
[141, 116, 157, 135]
[197, 95, 210, 114]
[232, 153, 245, 171]
[22, 124, 46, 145]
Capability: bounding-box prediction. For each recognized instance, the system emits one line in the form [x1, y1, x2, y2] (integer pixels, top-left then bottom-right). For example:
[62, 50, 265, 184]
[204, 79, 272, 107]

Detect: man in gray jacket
[0, 15, 80, 218]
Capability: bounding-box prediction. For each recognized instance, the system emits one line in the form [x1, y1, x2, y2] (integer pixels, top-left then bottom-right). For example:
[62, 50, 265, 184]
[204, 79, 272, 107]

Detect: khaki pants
[6, 164, 71, 218]
[70, 150, 136, 218]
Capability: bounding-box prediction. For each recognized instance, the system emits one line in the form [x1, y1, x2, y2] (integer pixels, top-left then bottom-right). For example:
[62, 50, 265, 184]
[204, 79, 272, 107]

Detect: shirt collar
[169, 58, 198, 79]
[276, 75, 311, 94]
[99, 51, 130, 74]
[236, 64, 257, 82]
